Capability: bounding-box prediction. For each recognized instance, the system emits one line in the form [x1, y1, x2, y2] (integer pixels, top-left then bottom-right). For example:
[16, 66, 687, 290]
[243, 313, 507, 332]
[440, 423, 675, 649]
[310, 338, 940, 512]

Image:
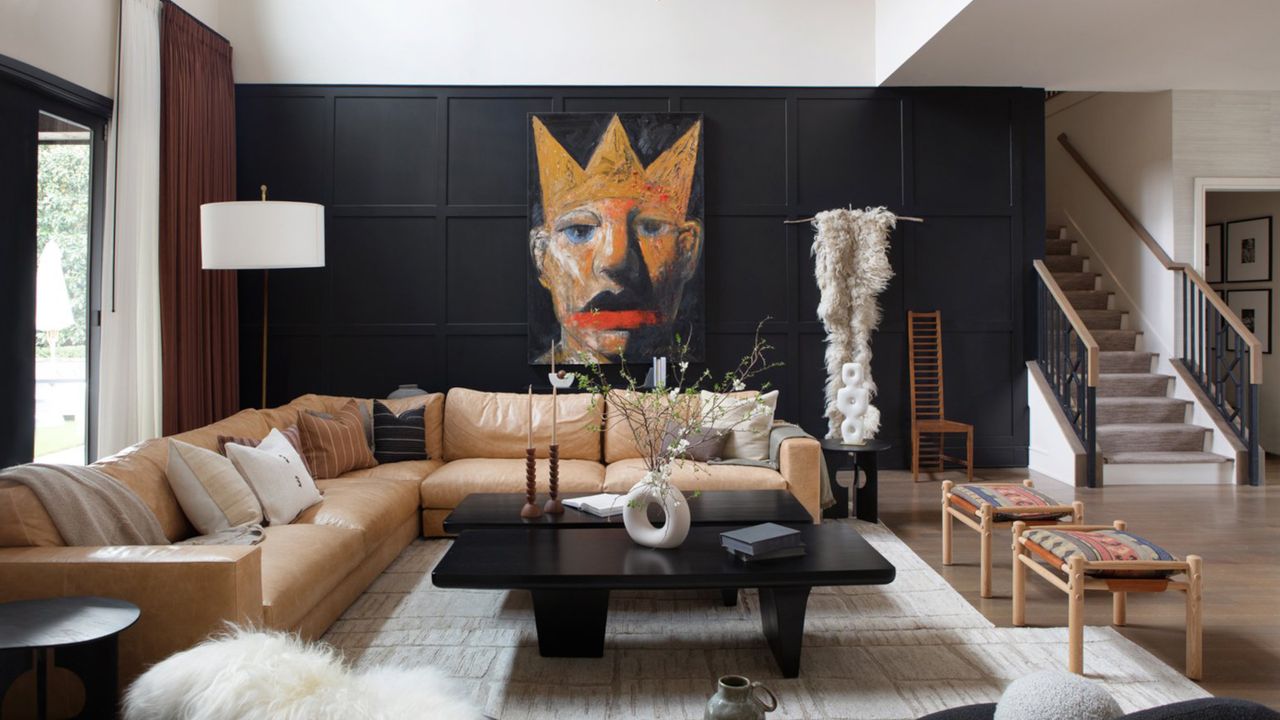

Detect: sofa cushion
[95, 438, 194, 542]
[289, 394, 445, 462]
[603, 390, 701, 463]
[259, 523, 365, 629]
[341, 459, 443, 484]
[700, 390, 778, 461]
[443, 387, 601, 461]
[227, 430, 324, 525]
[420, 458, 605, 508]
[602, 458, 786, 494]
[298, 400, 378, 479]
[172, 408, 273, 453]
[295, 478, 419, 552]
[372, 400, 428, 463]
[0, 479, 65, 546]
[167, 440, 263, 535]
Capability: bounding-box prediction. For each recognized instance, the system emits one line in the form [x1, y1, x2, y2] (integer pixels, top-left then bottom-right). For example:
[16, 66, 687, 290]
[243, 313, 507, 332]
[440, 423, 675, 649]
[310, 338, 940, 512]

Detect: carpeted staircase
[1046, 229, 1231, 483]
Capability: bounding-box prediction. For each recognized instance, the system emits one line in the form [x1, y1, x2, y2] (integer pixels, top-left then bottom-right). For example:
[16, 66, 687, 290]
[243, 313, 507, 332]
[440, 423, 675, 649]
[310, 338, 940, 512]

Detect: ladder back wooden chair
[908, 310, 974, 482]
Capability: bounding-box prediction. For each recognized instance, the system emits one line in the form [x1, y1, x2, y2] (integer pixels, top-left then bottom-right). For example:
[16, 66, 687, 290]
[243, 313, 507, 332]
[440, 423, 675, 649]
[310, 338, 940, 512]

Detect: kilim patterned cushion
[948, 484, 1070, 522]
[372, 400, 428, 464]
[217, 425, 313, 476]
[1023, 529, 1179, 578]
[298, 400, 378, 479]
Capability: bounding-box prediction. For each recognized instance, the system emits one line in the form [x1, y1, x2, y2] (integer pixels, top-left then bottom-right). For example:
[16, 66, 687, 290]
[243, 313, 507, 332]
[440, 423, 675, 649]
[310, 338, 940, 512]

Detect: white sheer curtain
[97, 0, 163, 458]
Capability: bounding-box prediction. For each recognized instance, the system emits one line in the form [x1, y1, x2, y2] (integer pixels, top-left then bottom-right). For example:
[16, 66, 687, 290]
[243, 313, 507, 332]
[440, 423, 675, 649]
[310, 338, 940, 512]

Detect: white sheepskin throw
[123, 628, 485, 720]
[993, 670, 1124, 720]
[811, 207, 896, 441]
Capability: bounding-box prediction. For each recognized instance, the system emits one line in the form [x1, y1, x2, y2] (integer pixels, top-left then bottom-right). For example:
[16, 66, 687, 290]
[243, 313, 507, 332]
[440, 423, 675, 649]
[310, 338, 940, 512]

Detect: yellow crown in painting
[532, 114, 701, 223]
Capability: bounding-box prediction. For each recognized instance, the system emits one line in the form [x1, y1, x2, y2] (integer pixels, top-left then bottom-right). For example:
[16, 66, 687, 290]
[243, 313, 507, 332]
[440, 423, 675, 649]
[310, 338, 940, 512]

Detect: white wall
[1045, 92, 1177, 359]
[217, 0, 876, 86]
[0, 0, 223, 99]
[1205, 190, 1280, 453]
[1172, 91, 1280, 264]
[873, 0, 971, 85]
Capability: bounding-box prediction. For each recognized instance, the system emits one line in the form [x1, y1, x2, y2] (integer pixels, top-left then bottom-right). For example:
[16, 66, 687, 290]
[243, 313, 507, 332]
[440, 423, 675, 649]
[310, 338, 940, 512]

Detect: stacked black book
[720, 523, 806, 562]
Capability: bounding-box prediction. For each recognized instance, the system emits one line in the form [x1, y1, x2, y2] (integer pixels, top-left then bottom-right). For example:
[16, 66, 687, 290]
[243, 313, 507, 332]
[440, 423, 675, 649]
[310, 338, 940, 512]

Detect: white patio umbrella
[36, 240, 75, 360]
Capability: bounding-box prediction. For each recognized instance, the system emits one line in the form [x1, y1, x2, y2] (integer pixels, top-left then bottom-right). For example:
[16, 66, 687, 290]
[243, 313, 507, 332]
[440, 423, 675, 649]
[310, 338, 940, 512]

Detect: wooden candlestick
[521, 446, 542, 518]
[544, 443, 563, 514]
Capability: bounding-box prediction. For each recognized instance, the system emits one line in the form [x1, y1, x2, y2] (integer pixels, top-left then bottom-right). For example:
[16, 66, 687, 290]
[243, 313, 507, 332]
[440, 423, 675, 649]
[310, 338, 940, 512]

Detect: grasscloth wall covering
[234, 86, 1045, 467]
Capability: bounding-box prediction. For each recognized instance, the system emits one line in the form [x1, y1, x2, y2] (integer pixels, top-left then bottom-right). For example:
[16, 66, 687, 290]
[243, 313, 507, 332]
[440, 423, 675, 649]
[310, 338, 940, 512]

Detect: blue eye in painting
[561, 224, 597, 244]
[635, 218, 669, 239]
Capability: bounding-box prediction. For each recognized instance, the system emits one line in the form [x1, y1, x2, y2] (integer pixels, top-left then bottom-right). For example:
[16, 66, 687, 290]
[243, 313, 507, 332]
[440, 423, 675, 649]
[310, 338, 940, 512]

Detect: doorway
[0, 71, 107, 468]
[1195, 181, 1280, 460]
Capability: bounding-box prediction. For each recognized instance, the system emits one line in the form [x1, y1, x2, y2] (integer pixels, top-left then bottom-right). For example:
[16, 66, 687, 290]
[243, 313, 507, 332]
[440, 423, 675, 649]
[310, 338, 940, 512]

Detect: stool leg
[941, 481, 954, 566]
[1186, 555, 1203, 680]
[912, 428, 921, 482]
[1068, 555, 1086, 674]
[1072, 500, 1084, 524]
[1113, 591, 1127, 626]
[1012, 522, 1027, 626]
[979, 504, 993, 598]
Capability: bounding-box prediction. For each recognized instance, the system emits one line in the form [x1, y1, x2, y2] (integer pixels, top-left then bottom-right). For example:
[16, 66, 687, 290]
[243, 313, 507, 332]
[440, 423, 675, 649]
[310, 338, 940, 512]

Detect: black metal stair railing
[1034, 260, 1099, 487]
[1180, 270, 1263, 485]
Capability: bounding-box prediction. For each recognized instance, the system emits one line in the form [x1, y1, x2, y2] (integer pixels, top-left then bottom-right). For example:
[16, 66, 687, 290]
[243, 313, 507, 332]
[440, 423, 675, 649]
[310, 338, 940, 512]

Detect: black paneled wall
[234, 86, 1045, 468]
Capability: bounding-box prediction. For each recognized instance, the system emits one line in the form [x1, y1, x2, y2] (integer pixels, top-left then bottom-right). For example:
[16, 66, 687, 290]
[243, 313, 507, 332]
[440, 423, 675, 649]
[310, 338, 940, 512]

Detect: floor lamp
[201, 185, 325, 408]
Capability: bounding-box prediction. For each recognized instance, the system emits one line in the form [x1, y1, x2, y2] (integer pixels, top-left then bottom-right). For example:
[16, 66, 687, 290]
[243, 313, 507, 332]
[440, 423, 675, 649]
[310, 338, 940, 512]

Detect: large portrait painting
[528, 112, 705, 364]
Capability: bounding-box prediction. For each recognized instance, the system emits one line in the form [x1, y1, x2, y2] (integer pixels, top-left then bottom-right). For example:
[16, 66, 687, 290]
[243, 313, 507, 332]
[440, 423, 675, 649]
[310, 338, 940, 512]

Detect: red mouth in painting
[566, 310, 663, 330]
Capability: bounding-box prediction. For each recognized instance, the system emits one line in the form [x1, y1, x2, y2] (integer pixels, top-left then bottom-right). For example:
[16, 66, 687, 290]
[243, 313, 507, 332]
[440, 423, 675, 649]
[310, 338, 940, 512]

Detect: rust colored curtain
[160, 2, 239, 434]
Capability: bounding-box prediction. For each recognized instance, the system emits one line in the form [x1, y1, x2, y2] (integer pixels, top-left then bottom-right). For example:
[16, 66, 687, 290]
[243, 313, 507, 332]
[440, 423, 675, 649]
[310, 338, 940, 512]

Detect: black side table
[0, 596, 140, 719]
[819, 438, 891, 523]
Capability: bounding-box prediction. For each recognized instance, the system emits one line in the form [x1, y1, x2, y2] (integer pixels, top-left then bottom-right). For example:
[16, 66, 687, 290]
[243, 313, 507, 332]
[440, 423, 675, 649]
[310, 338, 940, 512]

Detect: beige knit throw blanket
[0, 463, 169, 545]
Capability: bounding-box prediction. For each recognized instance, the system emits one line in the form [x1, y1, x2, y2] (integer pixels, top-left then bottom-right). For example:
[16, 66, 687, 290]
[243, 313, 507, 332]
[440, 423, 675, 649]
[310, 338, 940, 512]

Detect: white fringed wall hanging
[811, 207, 896, 444]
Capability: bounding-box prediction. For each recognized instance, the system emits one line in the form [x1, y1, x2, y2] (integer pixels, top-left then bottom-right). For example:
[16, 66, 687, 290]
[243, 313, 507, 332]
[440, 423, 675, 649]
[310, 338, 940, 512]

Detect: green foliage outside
[36, 142, 91, 350]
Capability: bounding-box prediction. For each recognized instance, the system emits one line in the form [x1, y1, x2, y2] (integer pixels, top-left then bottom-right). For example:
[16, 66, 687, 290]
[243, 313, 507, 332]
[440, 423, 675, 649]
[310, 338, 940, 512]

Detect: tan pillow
[166, 440, 264, 535]
[700, 390, 778, 461]
[297, 399, 377, 478]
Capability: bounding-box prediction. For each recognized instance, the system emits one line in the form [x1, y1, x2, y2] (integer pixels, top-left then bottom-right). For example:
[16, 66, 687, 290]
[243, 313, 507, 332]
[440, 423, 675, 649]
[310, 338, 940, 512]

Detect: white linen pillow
[226, 428, 323, 525]
[166, 440, 263, 535]
[699, 390, 779, 461]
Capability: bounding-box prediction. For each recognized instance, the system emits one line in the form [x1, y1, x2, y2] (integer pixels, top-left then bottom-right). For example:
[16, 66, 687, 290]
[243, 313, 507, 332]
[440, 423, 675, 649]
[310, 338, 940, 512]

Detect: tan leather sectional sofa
[0, 387, 821, 689]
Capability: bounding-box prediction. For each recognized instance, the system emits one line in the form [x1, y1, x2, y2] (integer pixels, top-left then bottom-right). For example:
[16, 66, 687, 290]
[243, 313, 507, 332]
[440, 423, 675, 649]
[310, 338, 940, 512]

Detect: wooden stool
[1012, 520, 1203, 680]
[942, 480, 1083, 598]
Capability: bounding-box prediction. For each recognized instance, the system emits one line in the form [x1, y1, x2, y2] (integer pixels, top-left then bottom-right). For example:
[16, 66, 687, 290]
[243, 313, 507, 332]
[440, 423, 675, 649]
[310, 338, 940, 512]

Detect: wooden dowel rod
[785, 214, 924, 224]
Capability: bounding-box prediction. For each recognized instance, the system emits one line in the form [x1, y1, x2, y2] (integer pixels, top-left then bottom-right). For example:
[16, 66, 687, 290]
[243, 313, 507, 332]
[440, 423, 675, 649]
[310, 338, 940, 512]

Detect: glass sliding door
[34, 112, 93, 463]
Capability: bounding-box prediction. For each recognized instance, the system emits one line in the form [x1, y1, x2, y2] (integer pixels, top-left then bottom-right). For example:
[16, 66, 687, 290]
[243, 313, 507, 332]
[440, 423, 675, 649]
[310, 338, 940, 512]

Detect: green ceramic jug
[704, 675, 778, 720]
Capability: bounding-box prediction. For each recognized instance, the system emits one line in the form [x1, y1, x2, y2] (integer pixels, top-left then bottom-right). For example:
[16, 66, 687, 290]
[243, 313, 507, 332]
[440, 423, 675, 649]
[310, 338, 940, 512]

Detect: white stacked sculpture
[836, 357, 873, 445]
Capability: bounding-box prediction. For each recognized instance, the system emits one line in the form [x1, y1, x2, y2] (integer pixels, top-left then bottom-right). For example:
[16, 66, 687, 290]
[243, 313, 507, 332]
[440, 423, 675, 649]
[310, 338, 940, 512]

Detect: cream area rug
[323, 520, 1209, 719]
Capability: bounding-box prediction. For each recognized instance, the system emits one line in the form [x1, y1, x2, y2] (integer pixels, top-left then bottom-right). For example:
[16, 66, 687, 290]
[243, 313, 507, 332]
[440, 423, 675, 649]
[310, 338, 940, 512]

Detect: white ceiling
[881, 0, 1280, 91]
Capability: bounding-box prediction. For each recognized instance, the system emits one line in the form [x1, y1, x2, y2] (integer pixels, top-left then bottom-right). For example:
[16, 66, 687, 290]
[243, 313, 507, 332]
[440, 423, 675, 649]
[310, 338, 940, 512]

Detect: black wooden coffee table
[432, 523, 894, 677]
[443, 490, 813, 533]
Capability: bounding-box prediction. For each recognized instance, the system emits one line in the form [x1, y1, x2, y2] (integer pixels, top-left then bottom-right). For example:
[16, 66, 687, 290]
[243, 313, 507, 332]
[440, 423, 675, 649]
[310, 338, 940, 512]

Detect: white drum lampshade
[200, 200, 325, 269]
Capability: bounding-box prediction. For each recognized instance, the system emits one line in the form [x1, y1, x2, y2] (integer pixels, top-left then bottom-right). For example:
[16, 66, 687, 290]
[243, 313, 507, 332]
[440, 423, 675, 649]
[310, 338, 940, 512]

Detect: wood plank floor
[875, 461, 1280, 708]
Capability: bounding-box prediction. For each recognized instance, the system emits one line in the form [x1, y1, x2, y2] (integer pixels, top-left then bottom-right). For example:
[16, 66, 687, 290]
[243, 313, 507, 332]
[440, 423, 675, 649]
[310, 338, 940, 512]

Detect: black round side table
[0, 596, 140, 719]
[819, 438, 891, 523]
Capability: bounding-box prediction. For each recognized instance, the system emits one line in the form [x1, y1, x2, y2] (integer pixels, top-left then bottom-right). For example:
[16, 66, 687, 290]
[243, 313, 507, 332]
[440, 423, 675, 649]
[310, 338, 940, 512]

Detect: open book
[562, 493, 626, 517]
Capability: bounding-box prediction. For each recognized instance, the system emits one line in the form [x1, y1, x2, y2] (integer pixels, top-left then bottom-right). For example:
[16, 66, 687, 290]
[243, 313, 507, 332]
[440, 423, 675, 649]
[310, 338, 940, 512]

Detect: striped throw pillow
[298, 400, 378, 479]
[372, 400, 428, 464]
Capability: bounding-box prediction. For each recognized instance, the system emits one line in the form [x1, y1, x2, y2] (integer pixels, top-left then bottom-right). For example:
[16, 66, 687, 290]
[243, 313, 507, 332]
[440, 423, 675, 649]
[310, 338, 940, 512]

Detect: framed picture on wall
[1226, 288, 1272, 354]
[1224, 216, 1272, 283]
[1205, 223, 1223, 283]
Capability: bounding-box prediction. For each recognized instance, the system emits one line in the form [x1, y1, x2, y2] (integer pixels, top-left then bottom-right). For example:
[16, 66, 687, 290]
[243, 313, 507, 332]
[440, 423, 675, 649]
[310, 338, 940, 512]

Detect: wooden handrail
[1033, 259, 1100, 386]
[1057, 132, 1263, 382]
[1177, 263, 1264, 382]
[1057, 134, 1177, 269]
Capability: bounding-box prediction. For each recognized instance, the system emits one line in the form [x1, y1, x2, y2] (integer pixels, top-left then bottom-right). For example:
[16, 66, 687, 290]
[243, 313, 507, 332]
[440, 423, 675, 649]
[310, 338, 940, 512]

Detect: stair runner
[1045, 230, 1229, 473]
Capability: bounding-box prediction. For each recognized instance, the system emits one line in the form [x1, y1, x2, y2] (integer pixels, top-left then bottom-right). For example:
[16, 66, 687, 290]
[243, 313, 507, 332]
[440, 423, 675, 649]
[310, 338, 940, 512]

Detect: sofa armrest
[778, 435, 822, 523]
[0, 545, 263, 688]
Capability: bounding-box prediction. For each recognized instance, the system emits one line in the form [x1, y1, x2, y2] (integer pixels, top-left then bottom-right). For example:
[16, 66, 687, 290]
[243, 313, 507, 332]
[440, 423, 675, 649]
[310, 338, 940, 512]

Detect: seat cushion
[420, 458, 605, 508]
[295, 477, 419, 552]
[1023, 529, 1179, 578]
[341, 459, 443, 484]
[258, 524, 365, 629]
[948, 484, 1071, 522]
[602, 458, 786, 494]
